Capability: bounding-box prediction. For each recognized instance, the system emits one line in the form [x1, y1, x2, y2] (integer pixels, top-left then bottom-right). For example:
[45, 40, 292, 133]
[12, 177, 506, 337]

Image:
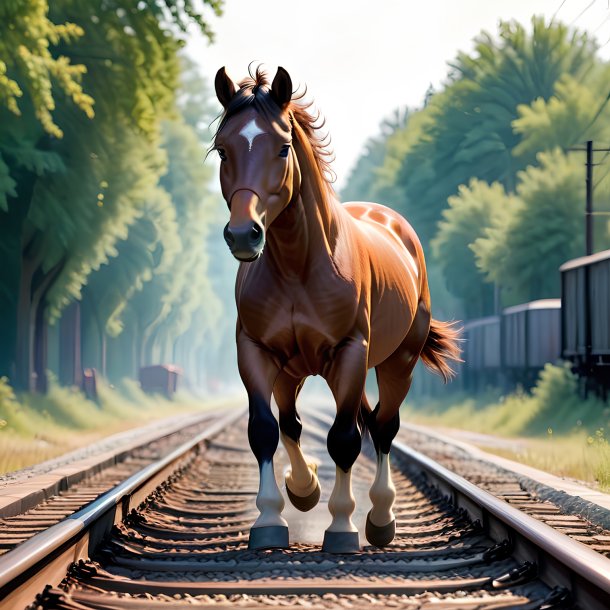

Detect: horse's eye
[279, 144, 290, 158]
[217, 148, 227, 161]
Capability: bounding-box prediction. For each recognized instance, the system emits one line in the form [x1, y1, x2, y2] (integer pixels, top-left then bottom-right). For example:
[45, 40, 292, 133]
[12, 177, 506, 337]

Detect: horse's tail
[420, 318, 463, 383]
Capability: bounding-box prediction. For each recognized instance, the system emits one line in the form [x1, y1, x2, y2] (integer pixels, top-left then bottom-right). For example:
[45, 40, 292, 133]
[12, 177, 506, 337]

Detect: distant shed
[139, 364, 182, 398]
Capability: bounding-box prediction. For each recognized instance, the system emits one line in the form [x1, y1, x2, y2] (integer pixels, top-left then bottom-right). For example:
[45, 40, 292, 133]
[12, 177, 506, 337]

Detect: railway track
[0, 409, 232, 553]
[0, 407, 608, 609]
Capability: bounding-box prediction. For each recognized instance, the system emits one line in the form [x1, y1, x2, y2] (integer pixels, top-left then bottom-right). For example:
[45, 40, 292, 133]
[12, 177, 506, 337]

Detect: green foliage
[0, 152, 16, 212]
[472, 149, 583, 303]
[82, 186, 179, 338]
[76, 58, 222, 379]
[345, 16, 608, 317]
[0, 1, 225, 387]
[0, 376, 18, 415]
[0, 374, 236, 473]
[396, 18, 597, 244]
[513, 71, 610, 161]
[0, 0, 94, 137]
[432, 180, 516, 316]
[124, 112, 220, 359]
[405, 364, 610, 488]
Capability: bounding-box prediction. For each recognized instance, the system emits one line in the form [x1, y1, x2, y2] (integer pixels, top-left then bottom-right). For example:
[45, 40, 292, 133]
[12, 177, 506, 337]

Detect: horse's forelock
[241, 63, 270, 91]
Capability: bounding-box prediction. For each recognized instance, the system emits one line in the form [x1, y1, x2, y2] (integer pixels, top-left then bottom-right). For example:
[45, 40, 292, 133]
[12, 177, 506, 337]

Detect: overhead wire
[551, 0, 570, 22]
[594, 147, 610, 189]
[592, 13, 610, 33]
[567, 91, 610, 151]
[569, 1, 597, 27]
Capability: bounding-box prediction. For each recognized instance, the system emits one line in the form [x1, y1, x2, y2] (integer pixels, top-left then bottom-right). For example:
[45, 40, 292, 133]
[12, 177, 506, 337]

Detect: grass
[405, 363, 610, 491]
[0, 375, 240, 474]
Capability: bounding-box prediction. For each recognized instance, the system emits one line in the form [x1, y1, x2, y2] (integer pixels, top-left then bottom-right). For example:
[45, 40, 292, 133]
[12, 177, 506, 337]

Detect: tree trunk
[33, 295, 49, 393]
[0, 172, 37, 382]
[14, 255, 36, 391]
[59, 302, 82, 387]
[81, 290, 105, 377]
[30, 259, 65, 393]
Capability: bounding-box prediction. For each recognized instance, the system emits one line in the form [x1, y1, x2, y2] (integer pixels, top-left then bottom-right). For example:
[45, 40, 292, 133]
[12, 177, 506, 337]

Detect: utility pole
[569, 141, 610, 256]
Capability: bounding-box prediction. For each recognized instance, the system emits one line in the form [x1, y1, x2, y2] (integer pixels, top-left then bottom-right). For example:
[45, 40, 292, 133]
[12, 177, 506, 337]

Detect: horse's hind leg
[237, 333, 288, 550]
[323, 335, 368, 553]
[366, 307, 430, 547]
[274, 372, 321, 511]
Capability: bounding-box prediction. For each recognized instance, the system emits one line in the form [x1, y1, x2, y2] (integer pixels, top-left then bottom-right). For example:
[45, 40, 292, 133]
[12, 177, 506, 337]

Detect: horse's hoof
[365, 511, 396, 547]
[286, 478, 321, 512]
[322, 530, 360, 554]
[248, 525, 289, 550]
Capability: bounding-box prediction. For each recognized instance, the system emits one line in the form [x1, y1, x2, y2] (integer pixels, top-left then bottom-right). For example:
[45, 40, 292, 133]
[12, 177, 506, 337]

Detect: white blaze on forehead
[239, 118, 266, 151]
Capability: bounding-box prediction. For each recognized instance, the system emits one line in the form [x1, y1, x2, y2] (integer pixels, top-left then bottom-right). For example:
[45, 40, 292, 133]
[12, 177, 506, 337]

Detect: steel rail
[0, 409, 223, 519]
[3, 405, 609, 609]
[306, 410, 610, 609]
[0, 406, 246, 610]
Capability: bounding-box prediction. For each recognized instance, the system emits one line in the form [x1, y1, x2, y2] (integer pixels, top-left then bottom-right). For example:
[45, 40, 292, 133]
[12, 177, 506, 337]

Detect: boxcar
[501, 299, 561, 388]
[461, 316, 501, 391]
[560, 249, 610, 393]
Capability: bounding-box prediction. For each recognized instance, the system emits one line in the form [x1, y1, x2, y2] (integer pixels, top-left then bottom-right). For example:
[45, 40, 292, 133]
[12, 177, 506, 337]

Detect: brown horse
[213, 66, 460, 553]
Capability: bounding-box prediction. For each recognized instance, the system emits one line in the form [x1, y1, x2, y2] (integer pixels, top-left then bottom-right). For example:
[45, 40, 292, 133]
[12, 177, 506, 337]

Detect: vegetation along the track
[0, 376, 234, 474]
[407, 364, 610, 490]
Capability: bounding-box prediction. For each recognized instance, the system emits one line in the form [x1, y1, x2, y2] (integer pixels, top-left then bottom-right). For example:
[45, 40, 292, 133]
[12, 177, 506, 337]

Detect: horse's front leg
[274, 372, 321, 512]
[237, 333, 287, 550]
[322, 334, 369, 553]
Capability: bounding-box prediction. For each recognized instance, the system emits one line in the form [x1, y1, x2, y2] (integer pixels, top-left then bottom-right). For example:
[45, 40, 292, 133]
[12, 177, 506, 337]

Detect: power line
[593, 13, 610, 33]
[569, 0, 597, 27]
[552, 0, 570, 22]
[594, 165, 610, 189]
[568, 90, 610, 146]
[594, 148, 610, 189]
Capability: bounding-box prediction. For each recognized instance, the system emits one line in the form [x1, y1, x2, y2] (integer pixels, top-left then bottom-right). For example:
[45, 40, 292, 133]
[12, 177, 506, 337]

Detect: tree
[472, 149, 584, 304]
[512, 71, 610, 163]
[394, 17, 598, 246]
[432, 180, 516, 317]
[0, 0, 222, 388]
[103, 60, 223, 384]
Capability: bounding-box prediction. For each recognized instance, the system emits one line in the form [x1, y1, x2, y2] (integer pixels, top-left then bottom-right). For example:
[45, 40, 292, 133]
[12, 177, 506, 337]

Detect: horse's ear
[271, 66, 292, 108]
[215, 67, 236, 109]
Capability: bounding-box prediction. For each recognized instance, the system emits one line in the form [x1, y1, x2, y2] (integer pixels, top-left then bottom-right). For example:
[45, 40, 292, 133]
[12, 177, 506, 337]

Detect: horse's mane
[215, 65, 336, 189]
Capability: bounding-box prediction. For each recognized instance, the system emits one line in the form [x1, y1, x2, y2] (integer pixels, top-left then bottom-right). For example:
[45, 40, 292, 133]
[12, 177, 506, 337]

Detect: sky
[187, 0, 610, 190]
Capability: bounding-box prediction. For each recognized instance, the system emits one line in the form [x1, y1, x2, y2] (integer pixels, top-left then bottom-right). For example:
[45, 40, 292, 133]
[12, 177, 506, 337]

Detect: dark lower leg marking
[248, 393, 279, 464]
[367, 403, 400, 454]
[279, 409, 302, 443]
[327, 413, 361, 472]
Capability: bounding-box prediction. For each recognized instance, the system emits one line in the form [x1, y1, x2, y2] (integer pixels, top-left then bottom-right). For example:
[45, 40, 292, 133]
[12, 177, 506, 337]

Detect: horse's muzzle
[223, 221, 265, 262]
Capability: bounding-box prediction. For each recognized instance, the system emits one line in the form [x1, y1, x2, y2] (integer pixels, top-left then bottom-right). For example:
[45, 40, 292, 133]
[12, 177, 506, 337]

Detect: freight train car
[501, 299, 561, 389]
[411, 249, 610, 399]
[436, 299, 561, 394]
[560, 249, 610, 396]
[460, 316, 501, 392]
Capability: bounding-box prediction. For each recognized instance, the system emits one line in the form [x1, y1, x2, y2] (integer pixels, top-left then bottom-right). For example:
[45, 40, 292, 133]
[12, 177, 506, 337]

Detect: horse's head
[213, 66, 299, 262]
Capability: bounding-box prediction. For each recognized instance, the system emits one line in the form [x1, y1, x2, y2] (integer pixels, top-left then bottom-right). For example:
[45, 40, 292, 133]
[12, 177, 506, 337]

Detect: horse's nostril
[223, 223, 235, 248]
[250, 224, 263, 245]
